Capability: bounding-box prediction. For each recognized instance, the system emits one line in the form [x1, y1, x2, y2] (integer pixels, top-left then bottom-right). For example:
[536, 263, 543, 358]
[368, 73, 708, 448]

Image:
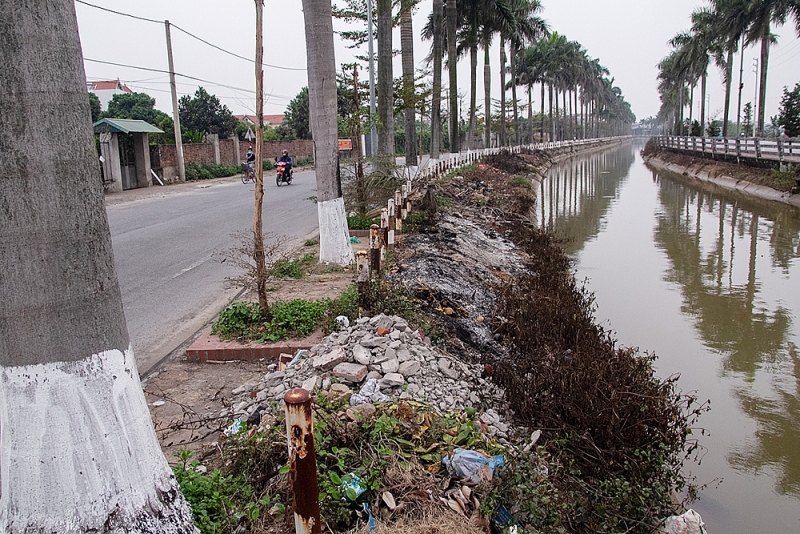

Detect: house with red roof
[234, 114, 285, 127]
[87, 80, 132, 110]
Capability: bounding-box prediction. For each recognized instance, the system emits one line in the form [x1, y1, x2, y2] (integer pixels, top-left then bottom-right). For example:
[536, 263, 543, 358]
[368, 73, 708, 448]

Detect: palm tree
[710, 0, 752, 137]
[377, 0, 394, 157]
[0, 1, 196, 530]
[302, 0, 355, 265]
[743, 0, 800, 135]
[430, 0, 444, 158]
[400, 0, 418, 165]
[447, 0, 460, 152]
[503, 0, 548, 146]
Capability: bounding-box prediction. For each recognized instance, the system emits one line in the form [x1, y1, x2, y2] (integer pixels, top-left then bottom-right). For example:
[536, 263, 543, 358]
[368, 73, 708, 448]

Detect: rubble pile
[223, 313, 513, 441]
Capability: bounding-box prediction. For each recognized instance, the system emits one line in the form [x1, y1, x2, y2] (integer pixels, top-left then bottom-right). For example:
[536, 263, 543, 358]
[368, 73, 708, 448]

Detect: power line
[83, 57, 256, 94]
[75, 0, 160, 23]
[76, 0, 305, 72]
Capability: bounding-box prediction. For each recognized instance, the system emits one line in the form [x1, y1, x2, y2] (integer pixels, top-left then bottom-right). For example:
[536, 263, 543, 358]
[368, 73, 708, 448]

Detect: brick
[332, 362, 369, 383]
[313, 347, 347, 371]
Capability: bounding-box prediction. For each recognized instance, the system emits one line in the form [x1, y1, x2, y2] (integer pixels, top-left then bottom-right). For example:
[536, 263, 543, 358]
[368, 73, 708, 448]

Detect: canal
[535, 142, 800, 533]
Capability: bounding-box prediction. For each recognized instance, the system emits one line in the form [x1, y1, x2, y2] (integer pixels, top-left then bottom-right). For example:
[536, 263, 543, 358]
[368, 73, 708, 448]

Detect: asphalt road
[105, 170, 320, 375]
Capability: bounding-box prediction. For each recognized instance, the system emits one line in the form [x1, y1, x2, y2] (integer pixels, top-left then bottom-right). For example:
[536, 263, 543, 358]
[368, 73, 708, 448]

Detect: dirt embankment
[643, 145, 800, 208]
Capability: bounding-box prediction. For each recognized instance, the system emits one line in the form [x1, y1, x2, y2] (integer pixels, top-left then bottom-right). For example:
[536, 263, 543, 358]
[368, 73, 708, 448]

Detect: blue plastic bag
[442, 448, 504, 483]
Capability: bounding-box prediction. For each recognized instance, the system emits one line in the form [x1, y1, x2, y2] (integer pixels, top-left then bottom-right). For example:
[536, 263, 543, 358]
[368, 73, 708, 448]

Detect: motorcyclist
[276, 149, 293, 179]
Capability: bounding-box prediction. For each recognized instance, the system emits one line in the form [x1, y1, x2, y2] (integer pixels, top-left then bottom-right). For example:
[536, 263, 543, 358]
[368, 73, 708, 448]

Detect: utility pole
[366, 0, 377, 156]
[164, 21, 185, 182]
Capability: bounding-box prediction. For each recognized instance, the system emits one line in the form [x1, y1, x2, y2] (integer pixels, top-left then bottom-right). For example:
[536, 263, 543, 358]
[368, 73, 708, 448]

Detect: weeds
[185, 162, 240, 180]
[212, 287, 359, 343]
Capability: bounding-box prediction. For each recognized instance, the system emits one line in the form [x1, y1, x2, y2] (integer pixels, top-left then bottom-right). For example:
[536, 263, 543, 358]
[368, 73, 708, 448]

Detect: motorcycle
[275, 160, 293, 186]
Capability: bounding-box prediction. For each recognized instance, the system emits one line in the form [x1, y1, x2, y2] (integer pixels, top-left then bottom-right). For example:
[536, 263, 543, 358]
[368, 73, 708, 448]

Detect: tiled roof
[88, 80, 132, 92]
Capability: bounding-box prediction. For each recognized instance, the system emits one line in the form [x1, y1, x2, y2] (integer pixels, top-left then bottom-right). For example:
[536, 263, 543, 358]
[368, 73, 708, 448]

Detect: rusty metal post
[356, 250, 370, 315]
[284, 389, 322, 534]
[387, 199, 395, 250]
[369, 224, 381, 274]
[394, 189, 403, 233]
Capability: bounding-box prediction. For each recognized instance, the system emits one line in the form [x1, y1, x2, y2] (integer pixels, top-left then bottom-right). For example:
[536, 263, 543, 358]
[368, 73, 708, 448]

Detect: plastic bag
[658, 509, 708, 534]
[442, 448, 504, 483]
[350, 378, 389, 405]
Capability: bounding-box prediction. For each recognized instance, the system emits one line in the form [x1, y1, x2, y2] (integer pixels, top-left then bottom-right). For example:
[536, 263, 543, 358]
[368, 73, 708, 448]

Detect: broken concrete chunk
[381, 358, 400, 374]
[301, 375, 318, 393]
[398, 360, 421, 377]
[352, 345, 372, 365]
[379, 372, 405, 388]
[264, 371, 286, 388]
[313, 347, 346, 371]
[332, 362, 369, 383]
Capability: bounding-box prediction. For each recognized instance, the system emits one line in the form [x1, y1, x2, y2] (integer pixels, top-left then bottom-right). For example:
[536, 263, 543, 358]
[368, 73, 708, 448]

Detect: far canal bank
[643, 147, 800, 208]
[540, 141, 800, 534]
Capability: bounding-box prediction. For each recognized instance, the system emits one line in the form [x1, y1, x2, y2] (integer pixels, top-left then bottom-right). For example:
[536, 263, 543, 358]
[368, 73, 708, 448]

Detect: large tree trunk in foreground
[0, 1, 195, 532]
[302, 0, 354, 265]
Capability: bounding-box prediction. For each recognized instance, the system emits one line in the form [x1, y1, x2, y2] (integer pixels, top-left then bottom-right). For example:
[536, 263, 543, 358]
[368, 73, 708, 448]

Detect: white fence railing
[408, 136, 632, 181]
[655, 135, 800, 164]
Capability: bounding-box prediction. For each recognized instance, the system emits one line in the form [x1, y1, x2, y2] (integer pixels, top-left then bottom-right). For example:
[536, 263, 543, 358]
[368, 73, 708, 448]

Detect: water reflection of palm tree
[653, 171, 800, 496]
[536, 147, 635, 255]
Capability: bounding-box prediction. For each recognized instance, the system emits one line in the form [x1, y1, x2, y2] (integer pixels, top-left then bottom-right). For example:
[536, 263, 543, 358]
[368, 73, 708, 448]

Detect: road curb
[186, 327, 324, 363]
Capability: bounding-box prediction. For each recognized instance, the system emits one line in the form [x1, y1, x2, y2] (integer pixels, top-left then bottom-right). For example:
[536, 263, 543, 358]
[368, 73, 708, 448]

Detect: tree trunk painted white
[0, 1, 195, 532]
[301, 0, 354, 266]
[1, 348, 195, 533]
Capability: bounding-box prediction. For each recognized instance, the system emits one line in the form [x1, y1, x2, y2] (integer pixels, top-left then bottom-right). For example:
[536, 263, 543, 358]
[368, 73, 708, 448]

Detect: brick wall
[219, 139, 236, 165]
[149, 138, 313, 182]
[239, 140, 315, 162]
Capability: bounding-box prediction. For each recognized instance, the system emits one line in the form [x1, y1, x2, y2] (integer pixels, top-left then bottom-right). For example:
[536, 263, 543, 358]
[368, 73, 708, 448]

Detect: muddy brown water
[536, 141, 800, 533]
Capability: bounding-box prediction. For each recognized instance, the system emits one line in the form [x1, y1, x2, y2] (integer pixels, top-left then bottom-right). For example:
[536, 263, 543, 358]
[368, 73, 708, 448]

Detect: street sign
[338, 139, 353, 151]
[245, 128, 254, 141]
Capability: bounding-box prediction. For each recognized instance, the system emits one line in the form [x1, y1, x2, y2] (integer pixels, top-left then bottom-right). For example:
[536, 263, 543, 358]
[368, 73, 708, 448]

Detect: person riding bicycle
[245, 146, 256, 174]
[277, 149, 292, 179]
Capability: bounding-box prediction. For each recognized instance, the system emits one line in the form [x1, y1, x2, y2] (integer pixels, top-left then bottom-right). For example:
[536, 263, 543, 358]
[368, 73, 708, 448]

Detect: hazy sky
[76, 0, 800, 124]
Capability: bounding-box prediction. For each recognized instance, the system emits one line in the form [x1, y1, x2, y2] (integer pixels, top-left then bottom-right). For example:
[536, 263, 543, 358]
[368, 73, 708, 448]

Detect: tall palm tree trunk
[723, 48, 733, 137]
[483, 36, 492, 148]
[0, 1, 196, 531]
[510, 45, 520, 146]
[548, 83, 554, 141]
[700, 70, 707, 134]
[540, 82, 545, 141]
[756, 28, 770, 136]
[303, 0, 354, 265]
[468, 43, 478, 149]
[447, 0, 459, 152]
[527, 84, 533, 144]
[499, 37, 507, 147]
[430, 0, 443, 158]
[377, 0, 394, 158]
[400, 0, 417, 165]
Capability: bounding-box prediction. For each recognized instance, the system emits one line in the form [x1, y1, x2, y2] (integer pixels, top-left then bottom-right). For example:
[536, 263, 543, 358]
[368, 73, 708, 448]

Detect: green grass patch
[347, 214, 379, 230]
[211, 286, 359, 343]
[185, 162, 240, 180]
[304, 238, 319, 246]
[512, 175, 531, 187]
[273, 252, 316, 279]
